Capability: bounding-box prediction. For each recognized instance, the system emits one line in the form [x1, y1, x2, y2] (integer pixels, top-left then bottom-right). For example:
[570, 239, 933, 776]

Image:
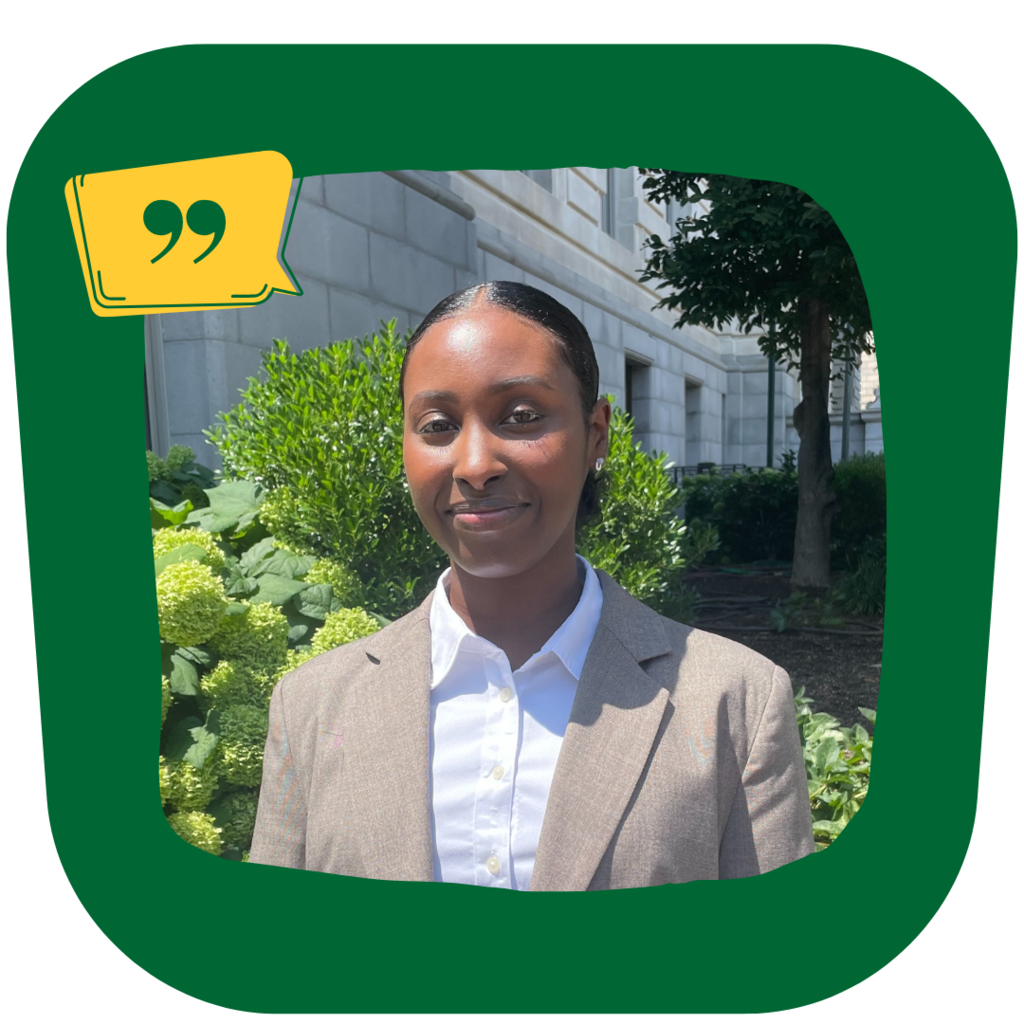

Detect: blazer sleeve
[719, 664, 815, 878]
[249, 680, 308, 869]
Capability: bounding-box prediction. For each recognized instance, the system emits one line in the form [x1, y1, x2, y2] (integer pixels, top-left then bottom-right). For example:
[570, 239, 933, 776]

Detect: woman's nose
[451, 420, 506, 491]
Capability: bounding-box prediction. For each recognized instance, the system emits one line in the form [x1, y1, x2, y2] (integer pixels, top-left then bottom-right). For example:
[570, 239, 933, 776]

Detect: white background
[2, 4, 1020, 1020]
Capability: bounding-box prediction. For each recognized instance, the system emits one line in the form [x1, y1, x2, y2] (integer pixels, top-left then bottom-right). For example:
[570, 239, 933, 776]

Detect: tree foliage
[637, 172, 876, 588]
[637, 172, 873, 367]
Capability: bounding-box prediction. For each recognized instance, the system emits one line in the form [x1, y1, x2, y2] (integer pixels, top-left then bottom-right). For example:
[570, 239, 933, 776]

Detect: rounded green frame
[7, 44, 1016, 1013]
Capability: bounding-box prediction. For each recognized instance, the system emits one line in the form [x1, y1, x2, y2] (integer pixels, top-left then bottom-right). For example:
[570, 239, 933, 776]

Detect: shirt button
[486, 855, 500, 875]
[491, 764, 504, 780]
[499, 686, 512, 702]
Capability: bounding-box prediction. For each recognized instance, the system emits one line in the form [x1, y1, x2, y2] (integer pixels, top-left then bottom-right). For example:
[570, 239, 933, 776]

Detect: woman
[249, 281, 814, 890]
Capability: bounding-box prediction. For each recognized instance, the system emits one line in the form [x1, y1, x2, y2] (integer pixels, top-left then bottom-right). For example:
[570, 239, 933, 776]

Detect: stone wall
[145, 166, 881, 474]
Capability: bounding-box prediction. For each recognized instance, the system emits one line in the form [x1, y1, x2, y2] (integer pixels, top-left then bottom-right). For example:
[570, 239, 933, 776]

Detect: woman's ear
[590, 397, 612, 461]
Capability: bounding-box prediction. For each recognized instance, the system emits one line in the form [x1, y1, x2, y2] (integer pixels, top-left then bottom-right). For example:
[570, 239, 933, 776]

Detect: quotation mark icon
[144, 199, 226, 264]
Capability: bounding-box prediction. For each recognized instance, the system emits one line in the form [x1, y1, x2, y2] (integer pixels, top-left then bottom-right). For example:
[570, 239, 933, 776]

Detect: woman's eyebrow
[409, 376, 557, 406]
[490, 375, 557, 393]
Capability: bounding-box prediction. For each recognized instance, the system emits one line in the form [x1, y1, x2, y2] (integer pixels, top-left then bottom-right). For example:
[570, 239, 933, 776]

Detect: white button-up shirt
[428, 555, 604, 890]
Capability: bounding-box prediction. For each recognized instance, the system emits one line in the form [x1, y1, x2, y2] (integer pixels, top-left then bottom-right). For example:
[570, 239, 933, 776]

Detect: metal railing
[667, 464, 750, 486]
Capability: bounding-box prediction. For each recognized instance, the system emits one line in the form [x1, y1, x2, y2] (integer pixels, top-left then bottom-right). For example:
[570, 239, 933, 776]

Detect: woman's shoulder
[272, 599, 432, 710]
[594, 567, 781, 681]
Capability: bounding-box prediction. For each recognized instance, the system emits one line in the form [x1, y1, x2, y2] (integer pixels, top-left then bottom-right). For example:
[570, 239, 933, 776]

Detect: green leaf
[288, 622, 312, 643]
[175, 645, 214, 669]
[162, 650, 200, 696]
[368, 611, 393, 628]
[186, 506, 241, 534]
[154, 543, 208, 576]
[150, 497, 194, 528]
[165, 711, 220, 769]
[250, 573, 313, 606]
[257, 549, 315, 580]
[858, 707, 877, 724]
[239, 537, 277, 573]
[150, 480, 181, 505]
[186, 480, 263, 535]
[224, 566, 259, 597]
[292, 584, 333, 621]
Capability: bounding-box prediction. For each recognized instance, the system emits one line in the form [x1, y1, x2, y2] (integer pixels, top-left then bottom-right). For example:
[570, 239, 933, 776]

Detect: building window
[624, 356, 650, 431]
[523, 169, 553, 192]
[602, 167, 616, 238]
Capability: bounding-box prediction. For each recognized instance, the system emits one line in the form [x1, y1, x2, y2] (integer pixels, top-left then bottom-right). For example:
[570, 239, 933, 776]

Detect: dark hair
[400, 281, 603, 526]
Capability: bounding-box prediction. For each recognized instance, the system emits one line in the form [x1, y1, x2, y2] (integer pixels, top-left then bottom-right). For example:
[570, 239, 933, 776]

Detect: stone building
[144, 167, 882, 470]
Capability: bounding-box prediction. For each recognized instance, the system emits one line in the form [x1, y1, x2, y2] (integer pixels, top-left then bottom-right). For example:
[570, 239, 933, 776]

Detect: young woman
[249, 281, 814, 890]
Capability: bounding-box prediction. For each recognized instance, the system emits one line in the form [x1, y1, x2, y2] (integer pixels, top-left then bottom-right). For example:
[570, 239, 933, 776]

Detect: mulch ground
[684, 564, 882, 731]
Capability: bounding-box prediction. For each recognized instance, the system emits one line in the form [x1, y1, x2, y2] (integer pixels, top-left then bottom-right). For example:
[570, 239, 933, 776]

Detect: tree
[637, 172, 873, 589]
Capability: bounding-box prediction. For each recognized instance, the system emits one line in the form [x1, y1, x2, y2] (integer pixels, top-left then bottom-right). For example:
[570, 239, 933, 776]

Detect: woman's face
[402, 301, 610, 580]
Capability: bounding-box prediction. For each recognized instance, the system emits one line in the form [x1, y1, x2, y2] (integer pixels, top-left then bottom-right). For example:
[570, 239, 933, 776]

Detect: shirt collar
[428, 555, 604, 689]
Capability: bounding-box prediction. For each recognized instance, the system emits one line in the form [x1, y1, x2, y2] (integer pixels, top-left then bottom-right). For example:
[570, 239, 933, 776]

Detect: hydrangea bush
[155, 487, 384, 860]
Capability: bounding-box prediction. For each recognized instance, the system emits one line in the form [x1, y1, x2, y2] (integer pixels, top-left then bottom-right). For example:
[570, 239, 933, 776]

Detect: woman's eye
[419, 419, 454, 434]
[507, 409, 541, 425]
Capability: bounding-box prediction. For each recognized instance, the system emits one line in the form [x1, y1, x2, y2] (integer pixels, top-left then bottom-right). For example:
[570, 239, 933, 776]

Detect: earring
[595, 457, 605, 472]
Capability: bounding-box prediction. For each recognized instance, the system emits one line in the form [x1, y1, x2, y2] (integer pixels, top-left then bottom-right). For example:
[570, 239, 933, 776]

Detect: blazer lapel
[343, 595, 436, 883]
[530, 572, 673, 892]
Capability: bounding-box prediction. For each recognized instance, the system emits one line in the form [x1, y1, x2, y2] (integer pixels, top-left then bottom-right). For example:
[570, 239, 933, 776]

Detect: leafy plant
[794, 687, 873, 850]
[833, 534, 886, 615]
[207, 324, 445, 619]
[770, 589, 847, 633]
[147, 445, 217, 509]
[681, 466, 799, 564]
[577, 404, 716, 620]
[832, 452, 886, 565]
[155, 482, 386, 860]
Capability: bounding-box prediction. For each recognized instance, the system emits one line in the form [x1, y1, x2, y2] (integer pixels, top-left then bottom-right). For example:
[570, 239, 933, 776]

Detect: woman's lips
[448, 504, 529, 530]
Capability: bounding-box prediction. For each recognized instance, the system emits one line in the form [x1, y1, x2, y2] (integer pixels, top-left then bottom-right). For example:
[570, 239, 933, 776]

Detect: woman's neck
[445, 536, 584, 671]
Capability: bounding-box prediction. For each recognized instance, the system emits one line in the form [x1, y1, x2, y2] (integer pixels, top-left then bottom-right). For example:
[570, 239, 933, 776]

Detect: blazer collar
[529, 570, 674, 891]
[359, 568, 676, 890]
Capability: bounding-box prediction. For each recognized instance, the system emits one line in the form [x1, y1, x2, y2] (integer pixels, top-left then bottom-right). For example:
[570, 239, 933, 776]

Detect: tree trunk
[790, 295, 838, 589]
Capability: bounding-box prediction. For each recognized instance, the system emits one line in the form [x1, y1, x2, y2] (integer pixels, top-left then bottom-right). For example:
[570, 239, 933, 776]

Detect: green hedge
[832, 452, 886, 564]
[681, 467, 799, 563]
[681, 451, 885, 568]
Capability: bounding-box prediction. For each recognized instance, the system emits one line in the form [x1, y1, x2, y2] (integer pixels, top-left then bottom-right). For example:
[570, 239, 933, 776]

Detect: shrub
[832, 452, 886, 565]
[794, 687, 873, 850]
[147, 445, 217, 509]
[155, 560, 229, 646]
[167, 811, 223, 855]
[681, 466, 799, 564]
[833, 534, 886, 615]
[160, 757, 218, 811]
[199, 659, 275, 710]
[215, 704, 270, 788]
[578, 405, 712, 616]
[207, 600, 290, 669]
[309, 607, 382, 655]
[208, 325, 445, 619]
[153, 488, 392, 861]
[304, 558, 363, 607]
[153, 526, 227, 571]
[210, 789, 260, 850]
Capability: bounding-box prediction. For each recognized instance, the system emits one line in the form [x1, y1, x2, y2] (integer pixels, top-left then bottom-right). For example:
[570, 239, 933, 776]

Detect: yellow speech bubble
[65, 151, 301, 317]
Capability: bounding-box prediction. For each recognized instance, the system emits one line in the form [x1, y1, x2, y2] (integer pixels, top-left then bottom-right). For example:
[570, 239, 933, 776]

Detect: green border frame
[6, 44, 1016, 1013]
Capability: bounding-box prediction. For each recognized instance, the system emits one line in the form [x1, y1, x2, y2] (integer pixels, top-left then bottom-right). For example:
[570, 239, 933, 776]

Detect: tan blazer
[249, 569, 814, 889]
